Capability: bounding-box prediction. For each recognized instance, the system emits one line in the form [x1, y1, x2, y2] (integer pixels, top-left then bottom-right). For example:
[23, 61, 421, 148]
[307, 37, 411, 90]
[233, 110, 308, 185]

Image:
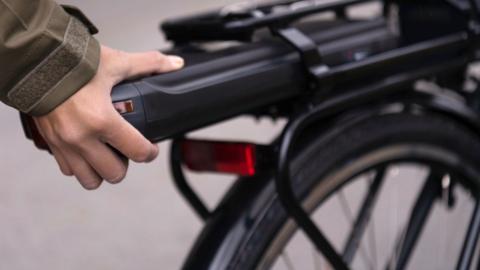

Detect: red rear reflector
[181, 139, 257, 176]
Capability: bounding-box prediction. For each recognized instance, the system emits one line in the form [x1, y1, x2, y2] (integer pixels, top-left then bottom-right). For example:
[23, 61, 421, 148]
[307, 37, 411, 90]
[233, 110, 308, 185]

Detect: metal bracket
[271, 27, 329, 90]
[170, 138, 211, 221]
[276, 109, 350, 270]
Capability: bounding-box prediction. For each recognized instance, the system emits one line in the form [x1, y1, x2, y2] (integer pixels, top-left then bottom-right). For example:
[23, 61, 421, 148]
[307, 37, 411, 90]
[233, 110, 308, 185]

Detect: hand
[33, 45, 184, 190]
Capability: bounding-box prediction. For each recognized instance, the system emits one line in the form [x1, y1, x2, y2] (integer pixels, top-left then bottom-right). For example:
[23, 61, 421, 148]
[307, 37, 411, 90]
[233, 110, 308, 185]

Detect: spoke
[457, 200, 480, 270]
[338, 191, 354, 222]
[282, 251, 296, 270]
[343, 168, 386, 267]
[368, 208, 379, 269]
[390, 167, 400, 270]
[386, 170, 443, 270]
[389, 225, 406, 270]
[338, 191, 374, 269]
[312, 248, 323, 270]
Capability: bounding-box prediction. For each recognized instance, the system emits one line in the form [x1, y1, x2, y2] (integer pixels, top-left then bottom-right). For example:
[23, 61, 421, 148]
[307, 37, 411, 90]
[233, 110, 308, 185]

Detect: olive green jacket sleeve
[0, 0, 100, 116]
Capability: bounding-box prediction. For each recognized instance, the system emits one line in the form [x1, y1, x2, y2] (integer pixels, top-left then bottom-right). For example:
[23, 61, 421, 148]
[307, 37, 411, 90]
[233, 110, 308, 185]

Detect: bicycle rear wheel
[188, 110, 480, 270]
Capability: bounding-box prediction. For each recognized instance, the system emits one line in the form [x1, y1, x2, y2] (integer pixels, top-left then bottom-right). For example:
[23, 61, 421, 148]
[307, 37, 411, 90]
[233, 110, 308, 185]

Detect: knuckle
[55, 123, 85, 145]
[61, 131, 85, 145]
[88, 114, 109, 133]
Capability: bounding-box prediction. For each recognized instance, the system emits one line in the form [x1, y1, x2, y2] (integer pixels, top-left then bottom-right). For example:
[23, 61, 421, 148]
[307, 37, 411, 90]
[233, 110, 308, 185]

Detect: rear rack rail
[162, 0, 376, 42]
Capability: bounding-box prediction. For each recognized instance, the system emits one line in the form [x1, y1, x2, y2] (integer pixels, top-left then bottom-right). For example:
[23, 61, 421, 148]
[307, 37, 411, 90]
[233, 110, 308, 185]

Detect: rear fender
[393, 89, 480, 135]
[181, 88, 480, 269]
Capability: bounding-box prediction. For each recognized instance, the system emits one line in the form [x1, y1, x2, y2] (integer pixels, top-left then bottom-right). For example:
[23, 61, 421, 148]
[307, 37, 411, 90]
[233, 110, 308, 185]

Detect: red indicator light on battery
[114, 100, 134, 114]
[180, 139, 257, 176]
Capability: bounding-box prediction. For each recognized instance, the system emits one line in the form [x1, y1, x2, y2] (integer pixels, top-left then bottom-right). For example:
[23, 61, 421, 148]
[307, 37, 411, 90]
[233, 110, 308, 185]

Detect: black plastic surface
[112, 19, 399, 142]
[111, 84, 147, 135]
[161, 0, 373, 42]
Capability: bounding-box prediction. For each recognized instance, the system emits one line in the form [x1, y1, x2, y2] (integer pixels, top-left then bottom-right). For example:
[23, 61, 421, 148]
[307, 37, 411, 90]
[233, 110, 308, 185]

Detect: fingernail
[168, 56, 184, 69]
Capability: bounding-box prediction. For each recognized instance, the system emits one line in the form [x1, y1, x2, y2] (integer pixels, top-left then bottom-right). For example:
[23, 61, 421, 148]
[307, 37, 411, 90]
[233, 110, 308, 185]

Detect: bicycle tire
[185, 110, 480, 269]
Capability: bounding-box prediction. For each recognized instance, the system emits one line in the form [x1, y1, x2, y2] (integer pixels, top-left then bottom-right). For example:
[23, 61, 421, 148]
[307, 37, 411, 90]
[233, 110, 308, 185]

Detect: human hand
[33, 45, 184, 190]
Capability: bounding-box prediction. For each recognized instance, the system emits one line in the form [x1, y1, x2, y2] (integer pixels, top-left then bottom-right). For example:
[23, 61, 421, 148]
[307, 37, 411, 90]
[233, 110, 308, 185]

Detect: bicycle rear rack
[168, 40, 470, 270]
[162, 0, 376, 42]
[167, 1, 480, 269]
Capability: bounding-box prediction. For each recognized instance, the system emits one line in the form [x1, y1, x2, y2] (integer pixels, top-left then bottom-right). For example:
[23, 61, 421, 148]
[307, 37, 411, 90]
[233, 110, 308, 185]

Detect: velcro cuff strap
[8, 17, 91, 113]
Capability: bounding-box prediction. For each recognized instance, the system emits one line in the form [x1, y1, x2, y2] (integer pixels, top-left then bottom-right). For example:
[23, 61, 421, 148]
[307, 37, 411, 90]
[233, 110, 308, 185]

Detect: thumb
[122, 51, 184, 80]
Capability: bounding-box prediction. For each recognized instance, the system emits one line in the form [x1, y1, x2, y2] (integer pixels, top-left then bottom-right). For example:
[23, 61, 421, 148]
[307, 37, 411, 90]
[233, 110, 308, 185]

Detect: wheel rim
[258, 143, 480, 270]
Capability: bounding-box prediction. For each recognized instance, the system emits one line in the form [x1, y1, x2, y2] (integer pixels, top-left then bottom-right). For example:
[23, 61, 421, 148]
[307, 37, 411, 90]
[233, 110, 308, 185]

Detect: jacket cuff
[30, 35, 100, 116]
[8, 16, 100, 116]
[62, 5, 99, 35]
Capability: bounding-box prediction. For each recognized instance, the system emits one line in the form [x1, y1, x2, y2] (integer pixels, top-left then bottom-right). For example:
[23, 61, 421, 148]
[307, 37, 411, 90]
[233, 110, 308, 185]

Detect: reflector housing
[181, 139, 258, 176]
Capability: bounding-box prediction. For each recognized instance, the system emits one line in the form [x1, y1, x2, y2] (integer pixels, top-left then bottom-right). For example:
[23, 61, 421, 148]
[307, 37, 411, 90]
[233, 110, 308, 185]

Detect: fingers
[103, 113, 159, 163]
[76, 141, 128, 184]
[50, 146, 73, 176]
[123, 51, 184, 80]
[48, 142, 128, 189]
[37, 119, 127, 188]
[62, 148, 103, 190]
[34, 109, 153, 190]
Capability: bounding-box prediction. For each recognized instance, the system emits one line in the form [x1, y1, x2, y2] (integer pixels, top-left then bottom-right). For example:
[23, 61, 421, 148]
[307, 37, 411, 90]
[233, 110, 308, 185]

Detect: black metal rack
[162, 0, 375, 42]
[166, 0, 480, 269]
